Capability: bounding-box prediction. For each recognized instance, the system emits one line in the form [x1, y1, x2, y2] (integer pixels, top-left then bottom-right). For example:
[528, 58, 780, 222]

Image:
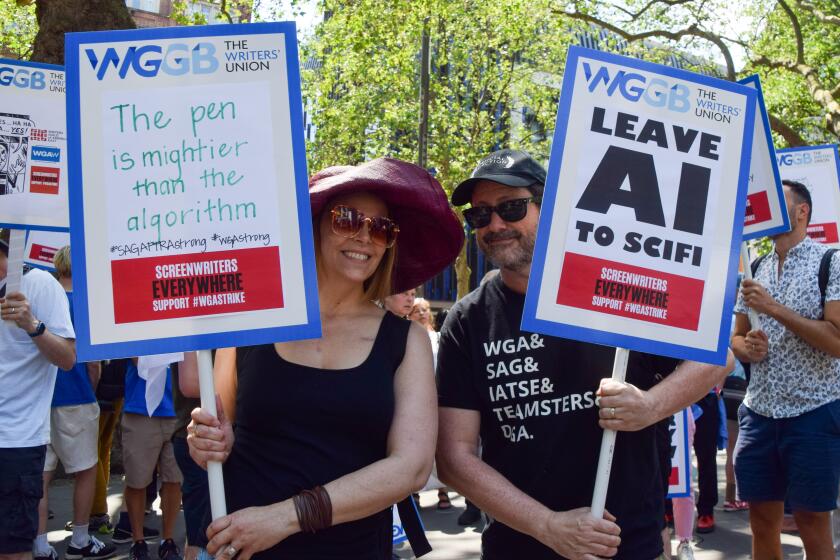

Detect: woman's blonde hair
[53, 245, 71, 278]
[313, 205, 397, 303]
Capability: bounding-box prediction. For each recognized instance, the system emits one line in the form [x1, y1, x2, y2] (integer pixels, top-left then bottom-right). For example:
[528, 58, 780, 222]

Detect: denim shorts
[0, 446, 46, 553]
[734, 400, 840, 512]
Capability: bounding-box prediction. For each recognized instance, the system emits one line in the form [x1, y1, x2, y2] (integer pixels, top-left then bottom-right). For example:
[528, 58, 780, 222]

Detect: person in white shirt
[0, 234, 76, 560]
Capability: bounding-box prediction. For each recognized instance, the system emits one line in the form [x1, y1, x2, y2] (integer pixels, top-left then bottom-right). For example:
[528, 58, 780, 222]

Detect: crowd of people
[1, 149, 838, 560]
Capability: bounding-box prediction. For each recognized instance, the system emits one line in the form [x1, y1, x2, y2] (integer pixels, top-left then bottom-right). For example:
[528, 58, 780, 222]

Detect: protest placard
[0, 59, 68, 232]
[523, 46, 756, 365]
[666, 409, 691, 499]
[776, 145, 840, 247]
[738, 75, 789, 240]
[23, 229, 70, 271]
[65, 22, 319, 361]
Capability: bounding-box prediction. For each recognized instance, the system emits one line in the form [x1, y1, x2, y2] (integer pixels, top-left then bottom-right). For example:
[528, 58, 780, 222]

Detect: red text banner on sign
[745, 191, 771, 226]
[28, 243, 57, 265]
[111, 247, 284, 324]
[807, 223, 840, 244]
[556, 252, 705, 331]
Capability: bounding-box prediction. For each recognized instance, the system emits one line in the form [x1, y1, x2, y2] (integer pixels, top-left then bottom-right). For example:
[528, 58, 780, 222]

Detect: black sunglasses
[462, 197, 540, 229]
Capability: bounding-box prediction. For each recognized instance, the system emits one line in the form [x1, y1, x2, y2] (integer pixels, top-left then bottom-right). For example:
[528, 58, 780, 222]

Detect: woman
[188, 158, 464, 560]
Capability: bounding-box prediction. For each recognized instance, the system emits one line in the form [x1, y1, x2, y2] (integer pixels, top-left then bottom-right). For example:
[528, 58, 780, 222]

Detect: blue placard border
[737, 74, 790, 240]
[522, 45, 755, 365]
[666, 408, 692, 499]
[0, 58, 68, 232]
[64, 22, 321, 361]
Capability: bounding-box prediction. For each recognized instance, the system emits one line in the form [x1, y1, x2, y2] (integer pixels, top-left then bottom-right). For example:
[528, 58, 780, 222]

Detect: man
[117, 358, 183, 560]
[32, 247, 115, 560]
[383, 288, 416, 319]
[435, 149, 732, 559]
[0, 232, 77, 560]
[732, 180, 840, 560]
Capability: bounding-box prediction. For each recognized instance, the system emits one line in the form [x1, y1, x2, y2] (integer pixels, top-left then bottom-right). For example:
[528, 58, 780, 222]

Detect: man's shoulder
[449, 278, 501, 318]
[22, 267, 60, 292]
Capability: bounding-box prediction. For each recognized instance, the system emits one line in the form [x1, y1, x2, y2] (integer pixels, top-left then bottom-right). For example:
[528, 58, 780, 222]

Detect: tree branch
[611, 0, 694, 21]
[555, 6, 736, 79]
[796, 0, 840, 25]
[220, 0, 233, 24]
[777, 0, 805, 64]
[768, 112, 806, 146]
[754, 55, 840, 138]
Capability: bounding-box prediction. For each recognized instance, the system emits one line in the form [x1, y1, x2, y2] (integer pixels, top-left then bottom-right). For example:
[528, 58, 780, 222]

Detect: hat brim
[310, 158, 464, 294]
[451, 174, 534, 206]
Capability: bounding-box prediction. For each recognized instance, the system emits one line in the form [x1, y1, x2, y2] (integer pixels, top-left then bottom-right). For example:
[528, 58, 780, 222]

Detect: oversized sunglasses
[462, 197, 540, 229]
[330, 205, 400, 248]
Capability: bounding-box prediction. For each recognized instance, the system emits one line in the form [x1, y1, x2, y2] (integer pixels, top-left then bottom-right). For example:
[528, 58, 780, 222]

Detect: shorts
[734, 400, 840, 512]
[0, 446, 46, 553]
[173, 437, 211, 547]
[121, 413, 183, 489]
[45, 402, 100, 473]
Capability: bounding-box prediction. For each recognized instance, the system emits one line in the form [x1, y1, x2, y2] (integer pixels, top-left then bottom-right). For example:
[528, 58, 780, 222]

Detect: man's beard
[479, 230, 535, 272]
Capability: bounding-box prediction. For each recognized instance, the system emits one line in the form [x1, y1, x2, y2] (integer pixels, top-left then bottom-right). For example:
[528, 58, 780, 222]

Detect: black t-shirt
[437, 275, 679, 560]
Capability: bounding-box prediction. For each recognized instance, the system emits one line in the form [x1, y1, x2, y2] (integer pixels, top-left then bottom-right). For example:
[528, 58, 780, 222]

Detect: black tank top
[224, 312, 410, 560]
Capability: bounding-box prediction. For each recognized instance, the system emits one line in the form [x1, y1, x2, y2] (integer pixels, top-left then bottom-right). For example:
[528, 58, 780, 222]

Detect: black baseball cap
[451, 149, 546, 206]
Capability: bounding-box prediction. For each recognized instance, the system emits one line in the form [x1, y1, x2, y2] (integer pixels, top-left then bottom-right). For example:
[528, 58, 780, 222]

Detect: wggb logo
[85, 43, 219, 80]
[0, 67, 46, 90]
[777, 153, 812, 166]
[582, 61, 690, 113]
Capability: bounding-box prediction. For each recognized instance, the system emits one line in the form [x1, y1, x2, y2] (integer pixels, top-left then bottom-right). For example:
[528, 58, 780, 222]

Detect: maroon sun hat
[309, 157, 464, 294]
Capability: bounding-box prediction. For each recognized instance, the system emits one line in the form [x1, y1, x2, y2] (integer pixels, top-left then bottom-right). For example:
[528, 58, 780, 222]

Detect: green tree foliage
[304, 0, 575, 186]
[303, 1, 580, 296]
[0, 0, 38, 59]
[555, 0, 840, 146]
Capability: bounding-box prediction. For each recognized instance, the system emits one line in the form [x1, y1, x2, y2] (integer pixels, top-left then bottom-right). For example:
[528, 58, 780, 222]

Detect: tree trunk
[455, 242, 471, 301]
[32, 0, 136, 65]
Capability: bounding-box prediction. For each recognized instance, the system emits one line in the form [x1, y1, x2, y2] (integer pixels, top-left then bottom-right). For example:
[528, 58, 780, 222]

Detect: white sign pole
[740, 242, 762, 330]
[4, 229, 26, 325]
[591, 347, 629, 518]
[197, 349, 227, 520]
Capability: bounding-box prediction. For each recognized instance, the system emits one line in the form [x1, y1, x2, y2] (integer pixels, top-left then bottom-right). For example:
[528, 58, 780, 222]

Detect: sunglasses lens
[369, 217, 399, 247]
[331, 206, 361, 238]
[464, 207, 492, 229]
[496, 199, 529, 222]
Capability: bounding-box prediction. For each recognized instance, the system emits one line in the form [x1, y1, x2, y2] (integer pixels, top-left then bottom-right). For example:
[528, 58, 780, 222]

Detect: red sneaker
[696, 514, 715, 533]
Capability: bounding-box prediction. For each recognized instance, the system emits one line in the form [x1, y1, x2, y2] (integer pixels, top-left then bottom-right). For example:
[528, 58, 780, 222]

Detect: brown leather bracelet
[293, 485, 333, 533]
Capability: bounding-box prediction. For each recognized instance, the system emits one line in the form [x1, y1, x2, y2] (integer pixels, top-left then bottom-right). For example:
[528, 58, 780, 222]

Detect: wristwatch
[28, 321, 46, 338]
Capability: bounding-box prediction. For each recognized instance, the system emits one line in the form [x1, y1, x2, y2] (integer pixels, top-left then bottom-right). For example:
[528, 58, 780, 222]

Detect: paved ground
[44, 450, 838, 559]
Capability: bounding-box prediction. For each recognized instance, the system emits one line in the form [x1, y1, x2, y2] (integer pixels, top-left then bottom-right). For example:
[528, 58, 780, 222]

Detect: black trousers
[693, 393, 721, 516]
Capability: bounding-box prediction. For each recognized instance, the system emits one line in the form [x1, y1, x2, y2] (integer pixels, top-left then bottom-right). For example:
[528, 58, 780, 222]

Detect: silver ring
[10, 307, 15, 313]
[609, 407, 616, 418]
[225, 546, 237, 557]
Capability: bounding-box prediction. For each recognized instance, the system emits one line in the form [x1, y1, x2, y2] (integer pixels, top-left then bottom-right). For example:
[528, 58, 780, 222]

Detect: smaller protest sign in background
[523, 46, 755, 365]
[23, 229, 70, 271]
[738, 75, 789, 240]
[0, 59, 68, 231]
[66, 22, 319, 360]
[776, 145, 840, 247]
[666, 409, 691, 498]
